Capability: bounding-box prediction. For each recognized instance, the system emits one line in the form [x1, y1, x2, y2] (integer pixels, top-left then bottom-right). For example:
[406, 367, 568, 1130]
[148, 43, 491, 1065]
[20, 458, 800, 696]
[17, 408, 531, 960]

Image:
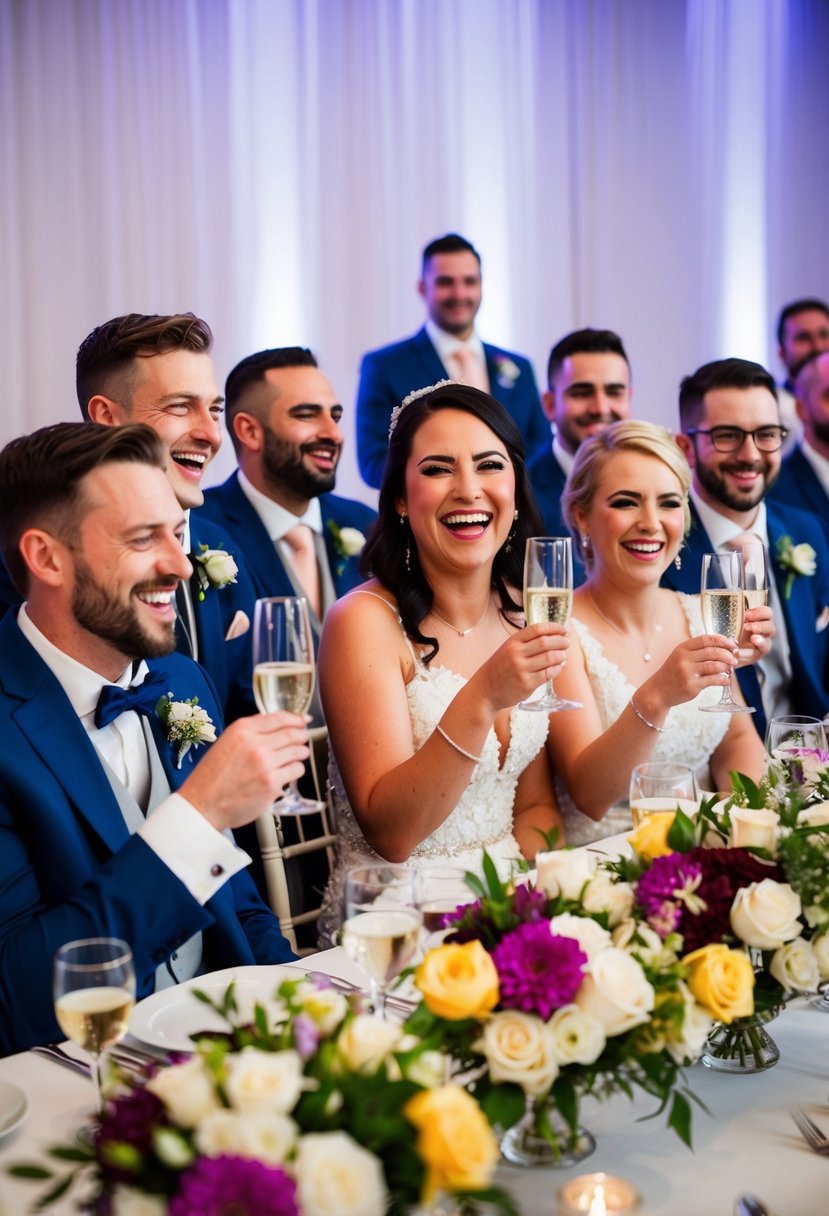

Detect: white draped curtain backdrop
[1, 0, 827, 501]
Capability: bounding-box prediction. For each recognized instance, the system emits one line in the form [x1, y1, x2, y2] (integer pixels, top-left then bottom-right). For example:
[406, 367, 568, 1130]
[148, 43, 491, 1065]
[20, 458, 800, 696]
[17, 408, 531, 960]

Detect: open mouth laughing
[171, 449, 210, 480]
[439, 511, 493, 539]
[621, 539, 664, 561]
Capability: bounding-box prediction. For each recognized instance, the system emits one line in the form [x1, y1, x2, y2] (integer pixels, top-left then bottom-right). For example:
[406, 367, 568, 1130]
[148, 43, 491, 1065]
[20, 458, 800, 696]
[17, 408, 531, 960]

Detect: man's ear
[87, 395, 128, 426]
[233, 411, 264, 453]
[18, 528, 70, 588]
[541, 389, 555, 424]
[675, 431, 695, 468]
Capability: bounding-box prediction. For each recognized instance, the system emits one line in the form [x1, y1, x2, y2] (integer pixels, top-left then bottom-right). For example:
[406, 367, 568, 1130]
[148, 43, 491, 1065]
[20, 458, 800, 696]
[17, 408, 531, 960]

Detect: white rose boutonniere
[193, 544, 238, 600]
[493, 354, 521, 389]
[156, 693, 217, 768]
[327, 520, 366, 576]
[775, 534, 816, 599]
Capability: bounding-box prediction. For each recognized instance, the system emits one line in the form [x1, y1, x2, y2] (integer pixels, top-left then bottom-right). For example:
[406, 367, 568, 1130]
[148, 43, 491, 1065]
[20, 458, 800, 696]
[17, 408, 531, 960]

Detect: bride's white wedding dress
[556, 593, 730, 846]
[317, 600, 549, 947]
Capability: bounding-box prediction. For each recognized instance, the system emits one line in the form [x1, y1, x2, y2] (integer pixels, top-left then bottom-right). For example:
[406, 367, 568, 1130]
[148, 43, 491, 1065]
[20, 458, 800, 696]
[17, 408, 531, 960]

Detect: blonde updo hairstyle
[562, 420, 692, 572]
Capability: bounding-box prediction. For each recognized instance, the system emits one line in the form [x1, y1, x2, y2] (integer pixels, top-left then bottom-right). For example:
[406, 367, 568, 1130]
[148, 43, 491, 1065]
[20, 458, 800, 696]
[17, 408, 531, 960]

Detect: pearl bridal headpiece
[388, 379, 458, 439]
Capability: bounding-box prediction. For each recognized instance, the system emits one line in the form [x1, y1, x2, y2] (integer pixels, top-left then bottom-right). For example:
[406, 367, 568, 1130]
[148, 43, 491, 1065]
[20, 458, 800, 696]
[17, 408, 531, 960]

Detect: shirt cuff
[139, 793, 251, 904]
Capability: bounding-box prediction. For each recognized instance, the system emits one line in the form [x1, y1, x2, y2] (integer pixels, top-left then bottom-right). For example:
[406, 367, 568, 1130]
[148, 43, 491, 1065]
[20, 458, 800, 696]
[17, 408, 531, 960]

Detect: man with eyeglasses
[663, 356, 829, 737]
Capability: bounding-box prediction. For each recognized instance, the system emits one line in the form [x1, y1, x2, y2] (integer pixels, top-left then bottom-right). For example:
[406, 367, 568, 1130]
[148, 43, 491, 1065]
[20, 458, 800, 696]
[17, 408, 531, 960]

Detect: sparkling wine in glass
[252, 595, 324, 814]
[342, 864, 422, 1018]
[629, 762, 697, 828]
[519, 537, 581, 712]
[699, 551, 754, 714]
[416, 865, 472, 952]
[53, 937, 135, 1112]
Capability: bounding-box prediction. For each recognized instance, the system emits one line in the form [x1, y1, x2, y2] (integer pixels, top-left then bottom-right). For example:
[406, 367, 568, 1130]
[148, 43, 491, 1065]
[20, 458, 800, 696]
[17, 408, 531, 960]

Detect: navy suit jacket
[526, 446, 586, 586]
[355, 326, 548, 488]
[769, 446, 829, 546]
[661, 500, 829, 739]
[199, 474, 377, 611]
[0, 615, 294, 1055]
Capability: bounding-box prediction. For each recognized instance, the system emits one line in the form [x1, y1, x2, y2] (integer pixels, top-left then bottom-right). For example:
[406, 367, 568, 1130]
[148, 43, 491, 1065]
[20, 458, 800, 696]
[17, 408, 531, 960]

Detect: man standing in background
[771, 350, 829, 544]
[774, 297, 829, 450]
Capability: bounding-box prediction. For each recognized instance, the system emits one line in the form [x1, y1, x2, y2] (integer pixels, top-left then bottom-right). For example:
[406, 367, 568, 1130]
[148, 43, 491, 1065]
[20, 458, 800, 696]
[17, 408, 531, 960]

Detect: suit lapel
[221, 476, 295, 600]
[414, 327, 452, 382]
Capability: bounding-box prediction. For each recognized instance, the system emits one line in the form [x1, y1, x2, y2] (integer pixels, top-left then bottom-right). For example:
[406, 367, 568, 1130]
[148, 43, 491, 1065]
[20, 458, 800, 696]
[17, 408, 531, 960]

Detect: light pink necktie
[451, 345, 490, 393]
[283, 524, 322, 619]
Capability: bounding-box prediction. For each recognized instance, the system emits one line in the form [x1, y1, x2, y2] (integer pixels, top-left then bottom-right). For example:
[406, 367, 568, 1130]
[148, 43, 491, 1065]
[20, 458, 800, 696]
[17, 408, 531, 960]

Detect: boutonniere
[327, 520, 366, 576]
[493, 354, 521, 389]
[775, 534, 817, 599]
[156, 693, 217, 768]
[192, 544, 238, 600]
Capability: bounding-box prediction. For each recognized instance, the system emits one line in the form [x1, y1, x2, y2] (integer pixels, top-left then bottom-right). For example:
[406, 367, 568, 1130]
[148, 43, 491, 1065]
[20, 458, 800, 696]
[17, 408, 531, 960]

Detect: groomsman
[774, 297, 829, 448]
[770, 350, 829, 543]
[0, 422, 305, 1054]
[663, 356, 829, 737]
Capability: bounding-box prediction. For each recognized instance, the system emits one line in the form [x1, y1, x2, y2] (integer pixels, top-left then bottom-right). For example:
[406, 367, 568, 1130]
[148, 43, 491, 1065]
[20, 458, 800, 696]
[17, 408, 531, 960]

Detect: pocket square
[816, 607, 829, 633]
[225, 610, 250, 641]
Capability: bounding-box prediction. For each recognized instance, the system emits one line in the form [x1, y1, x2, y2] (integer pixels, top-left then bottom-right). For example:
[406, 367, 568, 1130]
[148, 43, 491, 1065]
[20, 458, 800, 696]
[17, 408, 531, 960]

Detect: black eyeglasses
[686, 425, 789, 453]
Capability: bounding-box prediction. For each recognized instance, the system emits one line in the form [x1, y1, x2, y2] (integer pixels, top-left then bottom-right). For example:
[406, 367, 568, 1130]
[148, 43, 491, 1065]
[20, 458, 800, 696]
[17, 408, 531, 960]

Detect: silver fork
[790, 1105, 829, 1154]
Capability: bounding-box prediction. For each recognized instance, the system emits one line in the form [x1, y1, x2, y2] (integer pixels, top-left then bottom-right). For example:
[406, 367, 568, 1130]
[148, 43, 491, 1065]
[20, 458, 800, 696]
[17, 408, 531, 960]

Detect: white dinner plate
[129, 964, 308, 1052]
[0, 1079, 28, 1139]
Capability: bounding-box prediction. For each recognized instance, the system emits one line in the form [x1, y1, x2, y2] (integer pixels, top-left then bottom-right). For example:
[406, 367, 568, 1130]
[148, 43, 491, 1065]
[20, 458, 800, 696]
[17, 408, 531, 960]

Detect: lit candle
[556, 1172, 640, 1216]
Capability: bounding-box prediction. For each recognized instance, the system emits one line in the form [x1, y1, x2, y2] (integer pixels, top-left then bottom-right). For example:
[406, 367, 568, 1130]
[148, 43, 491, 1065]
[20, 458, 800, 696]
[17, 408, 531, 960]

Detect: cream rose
[770, 939, 820, 994]
[194, 1110, 297, 1164]
[665, 980, 713, 1064]
[581, 872, 635, 927]
[197, 548, 238, 585]
[298, 984, 349, 1034]
[812, 931, 829, 981]
[799, 801, 829, 828]
[337, 527, 366, 557]
[295, 1131, 388, 1216]
[548, 1003, 606, 1065]
[550, 912, 612, 962]
[728, 807, 779, 854]
[613, 919, 675, 968]
[111, 1190, 168, 1216]
[396, 1034, 447, 1087]
[337, 1014, 402, 1073]
[536, 849, 596, 901]
[574, 947, 655, 1036]
[730, 879, 803, 949]
[146, 1057, 220, 1128]
[224, 1047, 308, 1115]
[473, 1010, 559, 1096]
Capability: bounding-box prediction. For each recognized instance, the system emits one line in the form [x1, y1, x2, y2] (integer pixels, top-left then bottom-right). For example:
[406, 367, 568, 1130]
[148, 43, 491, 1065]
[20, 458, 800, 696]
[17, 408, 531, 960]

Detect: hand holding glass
[342, 864, 421, 1018]
[699, 551, 754, 714]
[252, 595, 324, 814]
[520, 537, 581, 712]
[629, 762, 697, 827]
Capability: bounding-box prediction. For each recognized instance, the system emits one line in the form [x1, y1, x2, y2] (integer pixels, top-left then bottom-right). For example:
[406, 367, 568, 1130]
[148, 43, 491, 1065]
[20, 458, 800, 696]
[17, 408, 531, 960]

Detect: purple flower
[492, 923, 587, 1018]
[637, 854, 704, 941]
[292, 1012, 320, 1060]
[95, 1087, 166, 1181]
[512, 884, 550, 923]
[170, 1156, 299, 1216]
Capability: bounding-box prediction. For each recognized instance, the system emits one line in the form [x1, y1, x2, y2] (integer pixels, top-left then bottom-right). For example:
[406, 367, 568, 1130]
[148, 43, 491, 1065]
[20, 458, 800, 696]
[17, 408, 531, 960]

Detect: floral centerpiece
[11, 976, 515, 1216]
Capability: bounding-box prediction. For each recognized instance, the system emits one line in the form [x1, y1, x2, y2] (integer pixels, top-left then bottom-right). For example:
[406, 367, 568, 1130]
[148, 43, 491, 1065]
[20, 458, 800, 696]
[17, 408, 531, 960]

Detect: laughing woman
[316, 382, 566, 946]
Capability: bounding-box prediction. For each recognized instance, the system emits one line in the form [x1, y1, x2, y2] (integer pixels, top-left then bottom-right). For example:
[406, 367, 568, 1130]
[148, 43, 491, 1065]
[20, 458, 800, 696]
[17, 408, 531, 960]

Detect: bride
[548, 419, 770, 844]
[316, 382, 566, 945]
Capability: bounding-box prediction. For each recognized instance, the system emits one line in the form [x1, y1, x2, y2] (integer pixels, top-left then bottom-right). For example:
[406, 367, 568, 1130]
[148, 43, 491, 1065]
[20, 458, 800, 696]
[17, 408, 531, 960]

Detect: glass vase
[699, 1006, 781, 1074]
[500, 1093, 595, 1167]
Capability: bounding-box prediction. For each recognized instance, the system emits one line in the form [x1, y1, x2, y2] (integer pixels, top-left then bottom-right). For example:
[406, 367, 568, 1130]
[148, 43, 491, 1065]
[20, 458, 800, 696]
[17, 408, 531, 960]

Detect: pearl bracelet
[629, 697, 668, 734]
[436, 723, 483, 764]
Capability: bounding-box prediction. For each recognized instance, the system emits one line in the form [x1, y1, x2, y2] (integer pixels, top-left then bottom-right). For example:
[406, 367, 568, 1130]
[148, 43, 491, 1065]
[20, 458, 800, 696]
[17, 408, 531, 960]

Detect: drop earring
[504, 508, 519, 553]
[581, 534, 591, 552]
[400, 512, 411, 571]
[674, 551, 682, 571]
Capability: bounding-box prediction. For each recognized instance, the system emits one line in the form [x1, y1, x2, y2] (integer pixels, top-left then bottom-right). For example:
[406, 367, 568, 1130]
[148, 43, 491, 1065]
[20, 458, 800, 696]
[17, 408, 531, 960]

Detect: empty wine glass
[53, 937, 135, 1112]
[342, 864, 422, 1018]
[766, 715, 828, 761]
[252, 595, 325, 814]
[629, 762, 698, 827]
[519, 537, 581, 712]
[699, 551, 754, 714]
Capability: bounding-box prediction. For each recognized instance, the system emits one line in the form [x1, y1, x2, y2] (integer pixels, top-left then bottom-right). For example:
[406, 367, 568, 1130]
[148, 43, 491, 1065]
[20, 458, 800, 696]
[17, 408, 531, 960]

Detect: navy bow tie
[94, 670, 171, 730]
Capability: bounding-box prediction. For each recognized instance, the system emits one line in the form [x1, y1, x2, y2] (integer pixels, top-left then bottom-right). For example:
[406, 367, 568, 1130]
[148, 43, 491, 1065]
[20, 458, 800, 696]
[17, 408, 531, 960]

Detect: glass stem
[91, 1052, 103, 1114]
[370, 980, 386, 1020]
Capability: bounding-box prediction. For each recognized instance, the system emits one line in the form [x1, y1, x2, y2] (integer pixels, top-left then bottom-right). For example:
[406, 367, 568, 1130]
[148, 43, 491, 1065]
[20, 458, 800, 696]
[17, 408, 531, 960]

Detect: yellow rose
[628, 812, 677, 862]
[415, 941, 499, 1020]
[684, 943, 754, 1023]
[404, 1085, 498, 1202]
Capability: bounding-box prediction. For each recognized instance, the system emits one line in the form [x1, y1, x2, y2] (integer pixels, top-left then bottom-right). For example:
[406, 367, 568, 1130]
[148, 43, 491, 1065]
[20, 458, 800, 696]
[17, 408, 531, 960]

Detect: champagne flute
[252, 595, 325, 814]
[519, 537, 581, 712]
[629, 762, 697, 828]
[53, 937, 135, 1113]
[699, 551, 754, 714]
[739, 541, 769, 610]
[342, 864, 422, 1018]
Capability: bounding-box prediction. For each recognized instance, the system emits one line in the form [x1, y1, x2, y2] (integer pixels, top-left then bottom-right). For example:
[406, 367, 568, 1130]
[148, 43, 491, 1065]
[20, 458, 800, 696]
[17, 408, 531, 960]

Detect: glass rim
[54, 936, 133, 972]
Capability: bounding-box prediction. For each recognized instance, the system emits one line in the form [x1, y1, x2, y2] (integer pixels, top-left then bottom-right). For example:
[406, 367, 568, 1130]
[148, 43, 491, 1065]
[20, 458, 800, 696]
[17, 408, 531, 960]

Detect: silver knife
[30, 1043, 92, 1078]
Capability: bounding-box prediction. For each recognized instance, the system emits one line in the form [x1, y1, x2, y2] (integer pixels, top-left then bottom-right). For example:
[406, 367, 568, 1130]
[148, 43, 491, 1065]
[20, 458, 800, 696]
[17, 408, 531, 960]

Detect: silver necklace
[429, 600, 492, 637]
[587, 591, 663, 662]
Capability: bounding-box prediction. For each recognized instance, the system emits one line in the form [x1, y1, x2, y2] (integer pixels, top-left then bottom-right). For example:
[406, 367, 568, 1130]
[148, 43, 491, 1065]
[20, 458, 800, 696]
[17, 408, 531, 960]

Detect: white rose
[550, 913, 612, 962]
[812, 932, 829, 981]
[112, 1190, 168, 1216]
[665, 981, 713, 1065]
[146, 1057, 220, 1128]
[728, 807, 779, 854]
[770, 939, 820, 994]
[799, 801, 829, 828]
[200, 548, 238, 584]
[337, 527, 365, 557]
[536, 849, 596, 901]
[295, 1131, 388, 1216]
[337, 1013, 402, 1073]
[581, 873, 635, 927]
[473, 1010, 559, 1096]
[730, 879, 804, 950]
[790, 542, 817, 576]
[298, 984, 349, 1034]
[547, 1003, 606, 1065]
[194, 1109, 297, 1164]
[613, 919, 675, 968]
[224, 1047, 308, 1115]
[575, 947, 655, 1037]
[396, 1034, 447, 1087]
[166, 700, 195, 724]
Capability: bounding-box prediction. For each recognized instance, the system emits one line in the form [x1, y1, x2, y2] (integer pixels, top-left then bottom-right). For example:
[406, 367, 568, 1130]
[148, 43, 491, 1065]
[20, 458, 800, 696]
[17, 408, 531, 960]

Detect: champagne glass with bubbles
[342, 864, 422, 1018]
[53, 937, 135, 1112]
[699, 551, 754, 714]
[252, 595, 325, 814]
[519, 537, 581, 712]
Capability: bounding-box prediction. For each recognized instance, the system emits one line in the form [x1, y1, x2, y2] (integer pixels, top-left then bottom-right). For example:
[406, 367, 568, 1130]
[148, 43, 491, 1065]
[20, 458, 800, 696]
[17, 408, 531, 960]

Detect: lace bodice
[555, 593, 729, 846]
[317, 611, 549, 946]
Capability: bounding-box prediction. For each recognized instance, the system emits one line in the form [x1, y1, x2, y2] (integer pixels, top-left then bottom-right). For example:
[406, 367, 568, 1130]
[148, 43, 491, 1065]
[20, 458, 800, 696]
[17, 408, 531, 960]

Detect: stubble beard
[261, 429, 338, 499]
[72, 559, 177, 660]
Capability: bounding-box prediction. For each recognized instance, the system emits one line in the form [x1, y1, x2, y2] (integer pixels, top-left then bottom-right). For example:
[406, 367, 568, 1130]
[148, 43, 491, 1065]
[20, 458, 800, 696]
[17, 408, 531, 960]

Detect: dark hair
[361, 382, 544, 662]
[224, 347, 318, 454]
[421, 233, 481, 274]
[76, 312, 214, 419]
[547, 329, 629, 387]
[0, 422, 166, 595]
[678, 357, 778, 430]
[776, 298, 829, 347]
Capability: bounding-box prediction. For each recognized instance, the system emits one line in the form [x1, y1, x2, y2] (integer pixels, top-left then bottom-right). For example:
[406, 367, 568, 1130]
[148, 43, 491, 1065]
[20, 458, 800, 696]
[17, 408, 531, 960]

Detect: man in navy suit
[0, 423, 307, 1054]
[773, 297, 829, 450]
[355, 233, 547, 488]
[770, 350, 829, 544]
[528, 329, 632, 573]
[662, 357, 829, 739]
